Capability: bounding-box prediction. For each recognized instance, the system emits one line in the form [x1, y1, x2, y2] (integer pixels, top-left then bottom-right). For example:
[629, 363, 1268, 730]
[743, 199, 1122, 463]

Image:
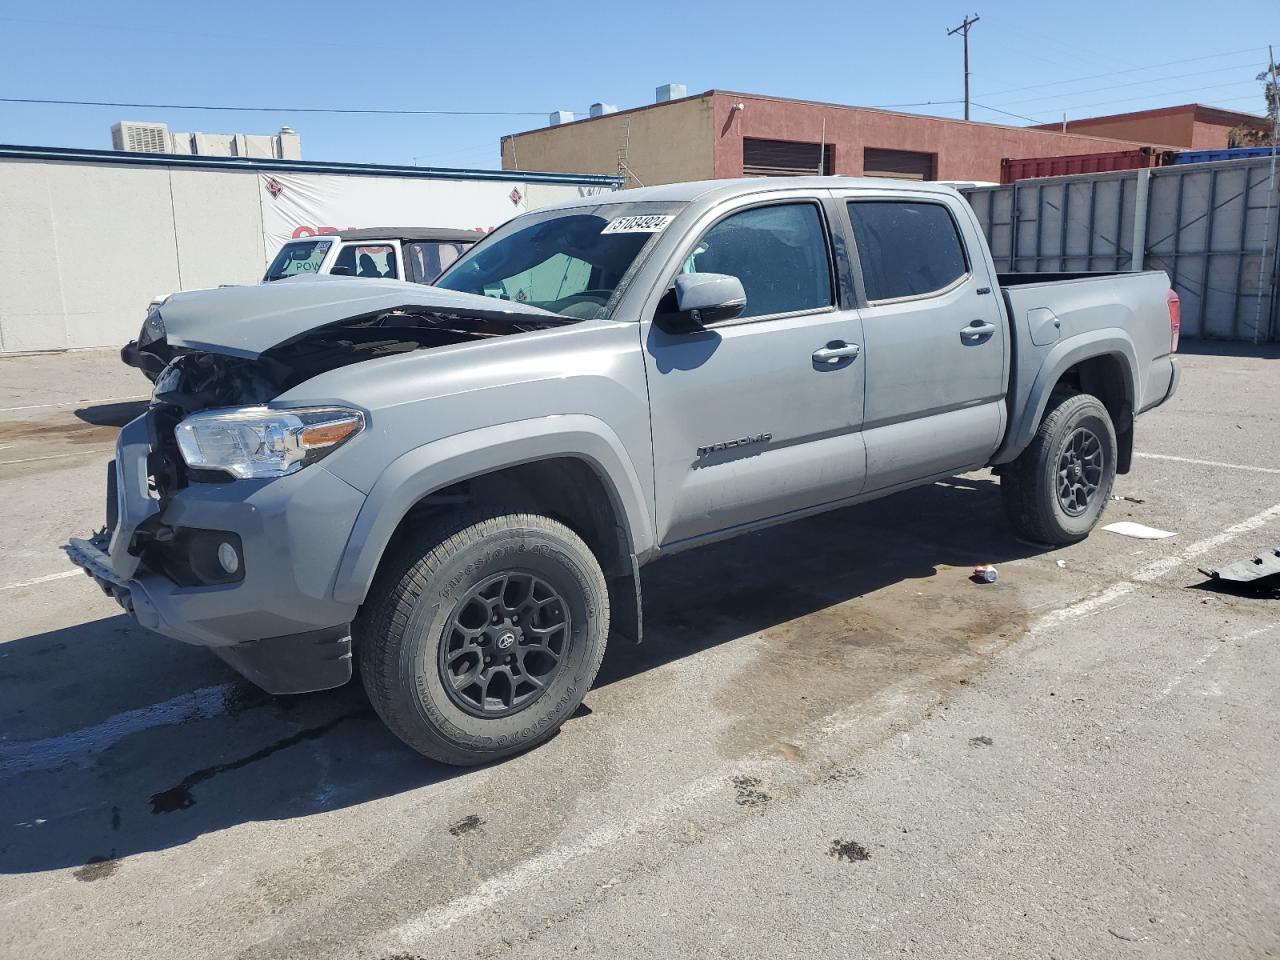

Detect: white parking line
[1130, 501, 1280, 583]
[0, 683, 237, 778]
[1033, 501, 1280, 631]
[0, 569, 82, 591]
[1134, 452, 1280, 475]
[0, 448, 113, 467]
[1152, 624, 1276, 706]
[0, 394, 147, 413]
[388, 775, 727, 945]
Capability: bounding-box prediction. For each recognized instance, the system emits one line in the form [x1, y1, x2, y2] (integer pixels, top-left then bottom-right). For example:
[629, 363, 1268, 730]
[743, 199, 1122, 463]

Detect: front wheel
[356, 508, 609, 765]
[1001, 392, 1117, 546]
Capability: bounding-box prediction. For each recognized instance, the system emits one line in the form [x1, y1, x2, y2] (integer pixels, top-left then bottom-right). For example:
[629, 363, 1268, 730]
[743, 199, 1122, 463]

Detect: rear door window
[846, 201, 968, 301]
[682, 202, 833, 319]
[406, 241, 470, 283]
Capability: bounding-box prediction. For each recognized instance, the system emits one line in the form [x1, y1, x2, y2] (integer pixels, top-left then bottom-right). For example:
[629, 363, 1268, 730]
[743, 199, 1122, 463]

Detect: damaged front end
[68, 280, 575, 691]
[145, 291, 572, 499]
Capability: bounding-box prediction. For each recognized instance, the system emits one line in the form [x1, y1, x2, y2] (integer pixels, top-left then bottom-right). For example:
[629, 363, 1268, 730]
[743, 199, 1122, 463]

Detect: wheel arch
[330, 416, 655, 610]
[995, 331, 1139, 471]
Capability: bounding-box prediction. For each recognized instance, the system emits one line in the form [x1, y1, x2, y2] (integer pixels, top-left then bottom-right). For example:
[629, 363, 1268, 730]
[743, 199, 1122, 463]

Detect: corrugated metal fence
[962, 155, 1280, 342]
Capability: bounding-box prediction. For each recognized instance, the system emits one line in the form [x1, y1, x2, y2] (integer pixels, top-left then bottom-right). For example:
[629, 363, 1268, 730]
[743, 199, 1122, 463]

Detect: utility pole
[947, 13, 980, 121]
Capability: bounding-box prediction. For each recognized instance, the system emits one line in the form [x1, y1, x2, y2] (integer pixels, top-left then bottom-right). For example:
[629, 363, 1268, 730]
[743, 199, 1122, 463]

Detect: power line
[985, 62, 1264, 109]
[868, 99, 965, 109]
[972, 45, 1268, 100]
[968, 102, 1042, 124]
[0, 97, 552, 117]
[1046, 78, 1265, 116]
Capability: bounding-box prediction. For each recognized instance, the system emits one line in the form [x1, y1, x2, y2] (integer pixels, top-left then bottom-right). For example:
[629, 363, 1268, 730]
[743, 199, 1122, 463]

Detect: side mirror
[674, 273, 746, 326]
[330, 265, 353, 276]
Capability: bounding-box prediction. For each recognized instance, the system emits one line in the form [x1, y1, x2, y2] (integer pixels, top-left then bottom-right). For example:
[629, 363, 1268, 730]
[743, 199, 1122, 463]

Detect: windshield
[264, 239, 332, 281]
[434, 202, 684, 319]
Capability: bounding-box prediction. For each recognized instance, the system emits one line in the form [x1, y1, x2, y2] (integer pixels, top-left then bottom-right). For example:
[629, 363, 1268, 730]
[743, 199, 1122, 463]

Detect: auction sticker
[601, 214, 674, 234]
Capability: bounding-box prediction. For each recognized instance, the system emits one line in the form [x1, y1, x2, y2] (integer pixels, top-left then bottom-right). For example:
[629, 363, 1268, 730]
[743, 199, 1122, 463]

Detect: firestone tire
[356, 508, 609, 766]
[1001, 392, 1117, 547]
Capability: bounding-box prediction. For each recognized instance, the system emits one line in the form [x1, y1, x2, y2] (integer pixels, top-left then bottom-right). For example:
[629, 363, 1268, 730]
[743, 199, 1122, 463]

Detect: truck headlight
[174, 406, 364, 479]
[137, 306, 165, 346]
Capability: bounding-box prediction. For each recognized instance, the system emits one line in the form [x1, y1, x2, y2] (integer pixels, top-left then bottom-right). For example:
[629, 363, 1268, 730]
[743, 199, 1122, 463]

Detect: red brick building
[502, 88, 1180, 186]
[1033, 103, 1269, 150]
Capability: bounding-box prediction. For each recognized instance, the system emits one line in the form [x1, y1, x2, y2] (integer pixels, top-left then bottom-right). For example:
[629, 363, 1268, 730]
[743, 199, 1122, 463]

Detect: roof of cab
[535, 176, 963, 212]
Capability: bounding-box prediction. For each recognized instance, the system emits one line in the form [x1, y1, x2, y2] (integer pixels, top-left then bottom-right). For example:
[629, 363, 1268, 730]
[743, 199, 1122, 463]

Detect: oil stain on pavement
[828, 839, 871, 863]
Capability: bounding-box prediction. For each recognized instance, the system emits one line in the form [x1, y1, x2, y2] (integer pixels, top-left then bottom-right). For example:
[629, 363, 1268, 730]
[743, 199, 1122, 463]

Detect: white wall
[0, 157, 614, 354]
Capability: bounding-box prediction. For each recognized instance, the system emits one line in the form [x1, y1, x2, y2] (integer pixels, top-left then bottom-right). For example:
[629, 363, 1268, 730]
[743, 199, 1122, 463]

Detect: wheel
[356, 508, 609, 765]
[1001, 392, 1117, 546]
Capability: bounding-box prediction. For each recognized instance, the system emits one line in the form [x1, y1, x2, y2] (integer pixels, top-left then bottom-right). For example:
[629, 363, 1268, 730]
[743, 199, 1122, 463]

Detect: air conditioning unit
[111, 121, 172, 154]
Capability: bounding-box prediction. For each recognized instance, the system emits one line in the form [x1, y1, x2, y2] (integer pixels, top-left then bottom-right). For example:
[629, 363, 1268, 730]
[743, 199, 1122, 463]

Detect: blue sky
[0, 0, 1274, 170]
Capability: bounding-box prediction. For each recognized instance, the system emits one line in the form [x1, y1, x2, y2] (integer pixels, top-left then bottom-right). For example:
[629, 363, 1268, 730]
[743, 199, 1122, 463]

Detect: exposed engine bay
[139, 302, 576, 506]
[148, 303, 575, 415]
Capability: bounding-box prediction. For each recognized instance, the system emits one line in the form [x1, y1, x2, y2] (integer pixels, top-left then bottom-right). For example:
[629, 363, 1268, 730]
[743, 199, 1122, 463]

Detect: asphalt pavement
[1, 343, 1278, 960]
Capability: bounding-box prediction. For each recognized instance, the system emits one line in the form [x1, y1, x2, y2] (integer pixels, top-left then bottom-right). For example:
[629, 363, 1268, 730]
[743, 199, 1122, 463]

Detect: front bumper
[65, 413, 365, 693]
[119, 340, 167, 381]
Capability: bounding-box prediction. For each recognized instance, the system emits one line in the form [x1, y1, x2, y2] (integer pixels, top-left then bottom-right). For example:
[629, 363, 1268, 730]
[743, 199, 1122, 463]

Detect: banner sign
[257, 173, 530, 260]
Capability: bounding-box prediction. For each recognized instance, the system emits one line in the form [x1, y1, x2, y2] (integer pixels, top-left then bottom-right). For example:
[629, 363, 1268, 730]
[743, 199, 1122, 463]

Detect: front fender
[994, 329, 1139, 464]
[330, 415, 655, 606]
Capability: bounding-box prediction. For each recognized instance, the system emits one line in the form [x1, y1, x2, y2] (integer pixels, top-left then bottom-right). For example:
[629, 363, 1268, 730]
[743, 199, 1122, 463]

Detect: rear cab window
[846, 200, 969, 302]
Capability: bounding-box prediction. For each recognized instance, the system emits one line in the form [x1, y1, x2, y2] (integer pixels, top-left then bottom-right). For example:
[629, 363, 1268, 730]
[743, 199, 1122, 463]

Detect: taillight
[1167, 289, 1181, 353]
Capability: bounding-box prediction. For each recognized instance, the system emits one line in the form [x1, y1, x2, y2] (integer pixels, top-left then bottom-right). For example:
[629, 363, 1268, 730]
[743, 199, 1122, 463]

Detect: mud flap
[212, 626, 353, 694]
[607, 553, 643, 644]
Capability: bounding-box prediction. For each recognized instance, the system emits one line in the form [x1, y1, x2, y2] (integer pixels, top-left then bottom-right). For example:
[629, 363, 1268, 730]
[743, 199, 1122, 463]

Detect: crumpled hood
[159, 275, 562, 359]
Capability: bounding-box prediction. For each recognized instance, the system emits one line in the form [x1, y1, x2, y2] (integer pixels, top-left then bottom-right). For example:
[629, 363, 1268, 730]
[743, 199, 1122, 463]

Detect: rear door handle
[812, 341, 861, 363]
[960, 320, 997, 341]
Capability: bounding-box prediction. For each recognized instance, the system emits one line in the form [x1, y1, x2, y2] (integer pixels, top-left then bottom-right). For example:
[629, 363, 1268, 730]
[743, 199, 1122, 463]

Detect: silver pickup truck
[66, 177, 1180, 765]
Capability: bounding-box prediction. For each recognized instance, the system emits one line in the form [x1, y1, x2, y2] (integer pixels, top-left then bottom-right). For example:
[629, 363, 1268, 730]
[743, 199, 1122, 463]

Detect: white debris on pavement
[1102, 521, 1177, 540]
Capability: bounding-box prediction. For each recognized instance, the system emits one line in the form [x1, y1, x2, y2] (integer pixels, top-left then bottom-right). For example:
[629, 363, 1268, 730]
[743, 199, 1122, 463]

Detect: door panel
[645, 313, 865, 544]
[846, 199, 1006, 490]
[643, 199, 866, 546]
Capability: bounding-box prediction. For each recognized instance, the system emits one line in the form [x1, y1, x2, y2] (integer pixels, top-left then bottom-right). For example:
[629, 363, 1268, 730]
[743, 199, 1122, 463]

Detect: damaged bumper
[64, 414, 365, 694]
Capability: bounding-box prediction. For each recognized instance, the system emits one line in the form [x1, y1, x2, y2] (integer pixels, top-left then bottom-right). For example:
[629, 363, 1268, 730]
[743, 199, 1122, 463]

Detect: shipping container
[1172, 146, 1279, 164]
[1000, 147, 1162, 184]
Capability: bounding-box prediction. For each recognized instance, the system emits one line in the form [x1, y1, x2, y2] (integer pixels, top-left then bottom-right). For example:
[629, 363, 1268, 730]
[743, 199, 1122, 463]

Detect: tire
[1001, 392, 1117, 546]
[356, 508, 609, 766]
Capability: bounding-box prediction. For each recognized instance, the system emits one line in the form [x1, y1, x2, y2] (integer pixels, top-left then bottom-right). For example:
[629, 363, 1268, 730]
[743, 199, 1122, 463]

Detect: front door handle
[812, 341, 861, 363]
[960, 320, 997, 342]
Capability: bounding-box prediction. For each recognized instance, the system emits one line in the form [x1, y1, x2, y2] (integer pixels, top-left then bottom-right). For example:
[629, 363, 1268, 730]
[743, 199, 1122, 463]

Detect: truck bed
[993, 269, 1177, 464]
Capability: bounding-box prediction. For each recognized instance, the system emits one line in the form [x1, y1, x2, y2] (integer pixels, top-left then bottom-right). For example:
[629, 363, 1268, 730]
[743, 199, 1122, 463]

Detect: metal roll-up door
[743, 138, 834, 177]
[863, 148, 935, 180]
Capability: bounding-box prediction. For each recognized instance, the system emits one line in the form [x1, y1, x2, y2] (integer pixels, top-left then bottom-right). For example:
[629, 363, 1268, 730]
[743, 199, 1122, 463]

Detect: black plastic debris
[1198, 547, 1280, 594]
[1199, 547, 1280, 584]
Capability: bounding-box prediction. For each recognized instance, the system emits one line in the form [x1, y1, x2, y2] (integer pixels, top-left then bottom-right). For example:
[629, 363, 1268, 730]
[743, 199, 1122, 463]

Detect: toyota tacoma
[66, 178, 1181, 765]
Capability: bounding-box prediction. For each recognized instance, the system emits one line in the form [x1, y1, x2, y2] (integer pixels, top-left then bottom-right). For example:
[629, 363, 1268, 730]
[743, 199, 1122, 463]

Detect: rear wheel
[357, 508, 609, 765]
[1001, 392, 1117, 546]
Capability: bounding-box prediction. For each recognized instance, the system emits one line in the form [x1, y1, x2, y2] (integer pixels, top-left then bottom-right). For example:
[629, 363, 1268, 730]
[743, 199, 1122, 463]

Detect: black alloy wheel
[439, 571, 572, 718]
